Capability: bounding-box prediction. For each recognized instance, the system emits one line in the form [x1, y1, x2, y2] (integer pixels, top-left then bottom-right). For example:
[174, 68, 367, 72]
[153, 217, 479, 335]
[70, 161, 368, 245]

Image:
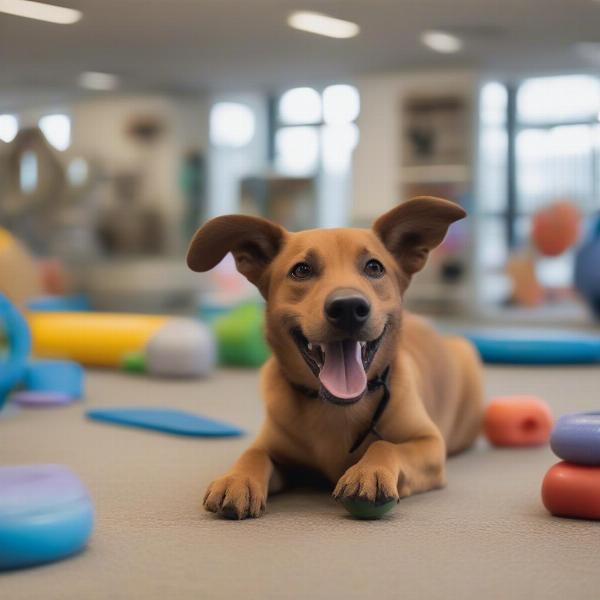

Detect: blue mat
[86, 408, 244, 437]
[465, 330, 600, 365]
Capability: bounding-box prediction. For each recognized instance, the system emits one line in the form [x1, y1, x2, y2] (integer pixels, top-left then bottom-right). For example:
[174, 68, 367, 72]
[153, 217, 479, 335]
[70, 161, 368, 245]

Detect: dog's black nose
[325, 290, 371, 333]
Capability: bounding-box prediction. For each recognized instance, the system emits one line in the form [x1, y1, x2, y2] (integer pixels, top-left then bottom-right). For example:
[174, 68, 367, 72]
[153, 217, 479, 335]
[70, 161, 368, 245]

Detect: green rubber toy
[341, 497, 397, 520]
[213, 303, 270, 368]
[121, 351, 146, 373]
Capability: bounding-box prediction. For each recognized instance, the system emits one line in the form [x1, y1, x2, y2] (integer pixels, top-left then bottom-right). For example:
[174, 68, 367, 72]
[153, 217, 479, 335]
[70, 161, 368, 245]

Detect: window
[39, 114, 71, 151]
[273, 84, 360, 227]
[478, 75, 600, 300]
[19, 151, 38, 194]
[67, 158, 89, 187]
[321, 122, 359, 173]
[274, 85, 359, 176]
[0, 114, 18, 143]
[517, 76, 600, 124]
[322, 84, 360, 124]
[279, 87, 322, 124]
[209, 102, 255, 148]
[274, 126, 319, 175]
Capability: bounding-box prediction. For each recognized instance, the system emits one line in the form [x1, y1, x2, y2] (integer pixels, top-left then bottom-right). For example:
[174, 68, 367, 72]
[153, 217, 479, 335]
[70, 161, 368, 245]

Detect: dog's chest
[293, 403, 373, 481]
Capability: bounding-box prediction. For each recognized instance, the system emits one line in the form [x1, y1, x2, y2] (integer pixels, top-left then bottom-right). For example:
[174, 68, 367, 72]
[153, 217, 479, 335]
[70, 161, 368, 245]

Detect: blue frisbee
[465, 330, 600, 365]
[0, 464, 94, 570]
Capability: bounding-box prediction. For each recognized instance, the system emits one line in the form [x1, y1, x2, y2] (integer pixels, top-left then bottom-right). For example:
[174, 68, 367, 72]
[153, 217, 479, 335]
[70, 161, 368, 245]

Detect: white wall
[206, 92, 268, 217]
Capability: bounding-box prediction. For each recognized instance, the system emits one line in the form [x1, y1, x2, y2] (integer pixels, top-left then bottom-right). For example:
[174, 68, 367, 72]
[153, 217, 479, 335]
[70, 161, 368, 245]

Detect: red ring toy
[484, 395, 553, 447]
[542, 461, 600, 520]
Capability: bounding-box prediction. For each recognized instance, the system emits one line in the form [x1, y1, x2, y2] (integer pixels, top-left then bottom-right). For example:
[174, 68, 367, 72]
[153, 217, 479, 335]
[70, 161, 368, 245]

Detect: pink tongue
[319, 340, 367, 400]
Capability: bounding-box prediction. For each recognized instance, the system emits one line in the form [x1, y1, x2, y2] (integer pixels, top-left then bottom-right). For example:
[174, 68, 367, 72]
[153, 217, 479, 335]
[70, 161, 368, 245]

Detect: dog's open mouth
[291, 326, 387, 405]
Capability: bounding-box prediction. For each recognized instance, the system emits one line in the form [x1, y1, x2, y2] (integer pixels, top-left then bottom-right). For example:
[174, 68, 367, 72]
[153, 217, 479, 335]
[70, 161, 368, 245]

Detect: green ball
[341, 497, 397, 520]
[213, 303, 270, 368]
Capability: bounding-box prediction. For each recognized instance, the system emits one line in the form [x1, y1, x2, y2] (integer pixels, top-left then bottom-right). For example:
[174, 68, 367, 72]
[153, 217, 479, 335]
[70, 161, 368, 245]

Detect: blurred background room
[2, 0, 600, 326]
[4, 3, 600, 597]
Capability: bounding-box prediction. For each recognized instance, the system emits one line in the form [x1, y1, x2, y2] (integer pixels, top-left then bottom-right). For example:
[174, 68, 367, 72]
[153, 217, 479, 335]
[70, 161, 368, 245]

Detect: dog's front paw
[333, 464, 400, 504]
[203, 473, 266, 520]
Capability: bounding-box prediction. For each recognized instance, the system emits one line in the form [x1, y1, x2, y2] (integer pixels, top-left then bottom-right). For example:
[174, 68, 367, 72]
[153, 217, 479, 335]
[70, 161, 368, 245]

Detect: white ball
[145, 319, 216, 378]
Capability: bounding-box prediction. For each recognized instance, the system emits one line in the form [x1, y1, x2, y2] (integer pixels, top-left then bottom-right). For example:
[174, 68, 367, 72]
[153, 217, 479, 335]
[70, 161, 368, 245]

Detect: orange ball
[531, 201, 581, 257]
[542, 462, 600, 520]
[484, 396, 553, 447]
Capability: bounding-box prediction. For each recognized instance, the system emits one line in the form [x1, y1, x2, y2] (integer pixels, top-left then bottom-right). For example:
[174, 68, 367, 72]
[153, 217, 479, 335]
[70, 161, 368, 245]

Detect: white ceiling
[1, 0, 600, 95]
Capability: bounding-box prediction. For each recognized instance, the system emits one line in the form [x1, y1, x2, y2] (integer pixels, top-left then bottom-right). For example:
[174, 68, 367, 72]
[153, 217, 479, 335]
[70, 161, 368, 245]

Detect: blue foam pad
[465, 330, 600, 365]
[86, 408, 244, 437]
[0, 465, 94, 570]
[24, 359, 84, 398]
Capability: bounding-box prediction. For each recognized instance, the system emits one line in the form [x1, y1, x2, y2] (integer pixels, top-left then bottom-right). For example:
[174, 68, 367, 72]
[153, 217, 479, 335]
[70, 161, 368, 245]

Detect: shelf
[401, 164, 470, 184]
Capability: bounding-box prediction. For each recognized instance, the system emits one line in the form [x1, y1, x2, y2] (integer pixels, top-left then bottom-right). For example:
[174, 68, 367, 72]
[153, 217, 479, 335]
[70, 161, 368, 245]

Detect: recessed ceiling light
[0, 0, 82, 24]
[421, 30, 463, 54]
[288, 11, 359, 39]
[79, 71, 119, 91]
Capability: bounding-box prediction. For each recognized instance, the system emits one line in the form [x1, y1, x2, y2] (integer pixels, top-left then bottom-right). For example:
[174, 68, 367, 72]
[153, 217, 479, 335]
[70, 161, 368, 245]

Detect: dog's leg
[203, 446, 273, 519]
[333, 435, 446, 504]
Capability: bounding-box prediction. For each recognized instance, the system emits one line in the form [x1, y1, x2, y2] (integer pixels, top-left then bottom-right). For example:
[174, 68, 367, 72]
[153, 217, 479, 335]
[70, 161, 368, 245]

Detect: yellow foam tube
[27, 312, 168, 367]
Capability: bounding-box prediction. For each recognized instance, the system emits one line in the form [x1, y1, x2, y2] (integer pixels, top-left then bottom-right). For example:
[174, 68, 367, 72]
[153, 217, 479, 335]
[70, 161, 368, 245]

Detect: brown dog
[187, 196, 483, 519]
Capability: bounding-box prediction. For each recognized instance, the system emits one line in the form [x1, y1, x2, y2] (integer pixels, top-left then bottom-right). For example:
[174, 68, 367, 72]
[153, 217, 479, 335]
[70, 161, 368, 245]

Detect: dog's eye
[290, 262, 313, 280]
[364, 259, 385, 278]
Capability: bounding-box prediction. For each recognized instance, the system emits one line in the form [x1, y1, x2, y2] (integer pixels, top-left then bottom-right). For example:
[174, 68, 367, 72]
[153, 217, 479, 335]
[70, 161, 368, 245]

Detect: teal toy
[24, 359, 84, 399]
[340, 497, 397, 520]
[465, 329, 600, 365]
[0, 294, 31, 408]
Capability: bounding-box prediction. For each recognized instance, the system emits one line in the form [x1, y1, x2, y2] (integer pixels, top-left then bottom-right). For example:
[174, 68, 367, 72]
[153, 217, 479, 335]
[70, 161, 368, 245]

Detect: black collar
[289, 366, 392, 454]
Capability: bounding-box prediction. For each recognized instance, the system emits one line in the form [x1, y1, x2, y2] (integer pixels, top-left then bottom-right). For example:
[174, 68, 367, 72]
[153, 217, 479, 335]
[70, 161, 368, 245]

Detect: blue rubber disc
[465, 330, 600, 365]
[86, 408, 244, 437]
[0, 464, 94, 570]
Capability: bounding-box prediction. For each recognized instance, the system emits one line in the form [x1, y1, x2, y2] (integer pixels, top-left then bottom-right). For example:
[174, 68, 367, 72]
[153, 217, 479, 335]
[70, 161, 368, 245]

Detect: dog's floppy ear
[187, 215, 286, 295]
[373, 196, 466, 275]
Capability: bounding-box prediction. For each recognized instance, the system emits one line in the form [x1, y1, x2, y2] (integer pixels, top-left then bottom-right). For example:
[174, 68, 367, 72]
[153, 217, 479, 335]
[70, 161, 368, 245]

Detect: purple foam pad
[551, 412, 600, 465]
[0, 465, 88, 512]
[10, 391, 75, 408]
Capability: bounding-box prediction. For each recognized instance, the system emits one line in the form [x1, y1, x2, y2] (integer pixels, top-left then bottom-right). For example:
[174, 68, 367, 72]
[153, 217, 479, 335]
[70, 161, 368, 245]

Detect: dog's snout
[325, 289, 371, 333]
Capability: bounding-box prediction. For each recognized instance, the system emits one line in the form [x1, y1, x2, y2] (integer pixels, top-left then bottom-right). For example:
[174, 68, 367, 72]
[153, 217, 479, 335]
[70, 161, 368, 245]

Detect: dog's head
[187, 197, 465, 405]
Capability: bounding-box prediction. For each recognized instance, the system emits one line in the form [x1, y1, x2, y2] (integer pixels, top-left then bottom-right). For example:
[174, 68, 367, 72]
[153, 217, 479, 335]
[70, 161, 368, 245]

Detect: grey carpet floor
[1, 364, 599, 600]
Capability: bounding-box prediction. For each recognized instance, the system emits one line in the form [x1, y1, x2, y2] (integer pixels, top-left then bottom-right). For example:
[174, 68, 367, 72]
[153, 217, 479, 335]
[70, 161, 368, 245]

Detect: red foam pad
[542, 461, 600, 520]
[484, 396, 553, 447]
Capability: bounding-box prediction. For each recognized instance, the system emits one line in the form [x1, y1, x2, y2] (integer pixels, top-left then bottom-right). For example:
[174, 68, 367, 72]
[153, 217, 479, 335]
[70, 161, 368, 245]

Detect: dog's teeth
[307, 343, 313, 351]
